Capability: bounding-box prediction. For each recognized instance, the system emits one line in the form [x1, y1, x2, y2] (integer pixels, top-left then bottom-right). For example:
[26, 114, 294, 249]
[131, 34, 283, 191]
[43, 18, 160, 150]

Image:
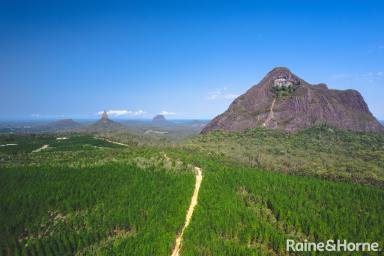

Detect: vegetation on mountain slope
[188, 126, 384, 186]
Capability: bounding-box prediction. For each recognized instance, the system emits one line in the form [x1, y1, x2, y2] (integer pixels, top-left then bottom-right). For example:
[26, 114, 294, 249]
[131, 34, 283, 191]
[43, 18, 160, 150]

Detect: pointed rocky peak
[101, 110, 108, 119]
[268, 66, 292, 75]
[100, 110, 110, 124]
[265, 67, 302, 88]
[88, 110, 124, 131]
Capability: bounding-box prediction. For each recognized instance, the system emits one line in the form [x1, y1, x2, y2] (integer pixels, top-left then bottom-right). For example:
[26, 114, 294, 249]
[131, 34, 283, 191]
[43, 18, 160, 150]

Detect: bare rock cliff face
[202, 67, 383, 133]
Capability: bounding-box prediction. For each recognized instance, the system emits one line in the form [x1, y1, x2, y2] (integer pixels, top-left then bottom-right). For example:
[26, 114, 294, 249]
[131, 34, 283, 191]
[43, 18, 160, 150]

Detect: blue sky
[1, 0, 383, 120]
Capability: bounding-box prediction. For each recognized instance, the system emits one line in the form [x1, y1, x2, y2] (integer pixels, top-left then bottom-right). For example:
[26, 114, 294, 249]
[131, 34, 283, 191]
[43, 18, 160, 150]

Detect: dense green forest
[1, 130, 383, 255]
[165, 150, 384, 255]
[0, 135, 195, 255]
[187, 126, 384, 186]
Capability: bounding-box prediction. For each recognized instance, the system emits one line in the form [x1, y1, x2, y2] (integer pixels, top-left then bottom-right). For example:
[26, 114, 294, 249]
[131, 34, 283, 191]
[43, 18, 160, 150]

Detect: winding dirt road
[98, 137, 129, 147]
[32, 144, 49, 153]
[171, 166, 203, 256]
[95, 137, 203, 256]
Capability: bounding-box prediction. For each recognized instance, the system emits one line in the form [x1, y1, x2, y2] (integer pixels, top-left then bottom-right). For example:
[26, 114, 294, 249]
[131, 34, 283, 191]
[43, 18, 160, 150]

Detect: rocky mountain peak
[101, 110, 108, 120]
[153, 114, 166, 122]
[202, 67, 384, 133]
[100, 110, 110, 124]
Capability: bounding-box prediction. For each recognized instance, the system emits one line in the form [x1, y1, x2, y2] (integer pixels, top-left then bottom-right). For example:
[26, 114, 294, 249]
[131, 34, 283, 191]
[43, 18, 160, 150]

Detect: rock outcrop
[202, 67, 383, 133]
[100, 111, 110, 124]
[86, 111, 125, 131]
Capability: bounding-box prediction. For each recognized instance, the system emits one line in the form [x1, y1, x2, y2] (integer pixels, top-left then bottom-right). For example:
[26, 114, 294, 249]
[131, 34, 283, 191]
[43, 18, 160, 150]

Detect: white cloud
[223, 93, 239, 99]
[97, 109, 146, 117]
[207, 87, 239, 100]
[30, 113, 40, 118]
[159, 110, 176, 116]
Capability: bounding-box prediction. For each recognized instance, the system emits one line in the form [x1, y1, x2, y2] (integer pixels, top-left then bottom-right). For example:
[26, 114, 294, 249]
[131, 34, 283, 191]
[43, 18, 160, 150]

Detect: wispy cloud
[30, 113, 40, 118]
[159, 110, 176, 116]
[367, 45, 384, 54]
[97, 109, 146, 117]
[207, 87, 239, 100]
[331, 71, 384, 84]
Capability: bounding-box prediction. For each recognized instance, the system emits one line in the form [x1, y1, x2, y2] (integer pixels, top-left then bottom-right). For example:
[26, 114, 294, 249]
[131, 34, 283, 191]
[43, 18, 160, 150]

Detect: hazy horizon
[0, 117, 211, 122]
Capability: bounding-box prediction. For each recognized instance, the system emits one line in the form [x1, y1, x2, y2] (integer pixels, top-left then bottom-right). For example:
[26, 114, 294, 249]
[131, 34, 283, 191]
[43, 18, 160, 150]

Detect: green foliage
[188, 126, 384, 186]
[0, 134, 123, 155]
[164, 150, 384, 255]
[0, 135, 194, 255]
[1, 132, 383, 255]
[96, 129, 199, 148]
[271, 85, 296, 98]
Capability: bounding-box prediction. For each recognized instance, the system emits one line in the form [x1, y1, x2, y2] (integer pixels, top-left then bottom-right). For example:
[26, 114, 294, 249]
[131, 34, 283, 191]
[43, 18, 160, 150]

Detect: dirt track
[171, 166, 203, 256]
[95, 137, 203, 256]
[32, 144, 49, 153]
[99, 138, 129, 147]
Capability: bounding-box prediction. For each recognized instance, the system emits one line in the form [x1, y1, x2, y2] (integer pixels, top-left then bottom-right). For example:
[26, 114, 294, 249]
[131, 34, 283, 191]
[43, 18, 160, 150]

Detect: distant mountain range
[42, 119, 82, 131]
[203, 67, 384, 133]
[0, 112, 207, 137]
